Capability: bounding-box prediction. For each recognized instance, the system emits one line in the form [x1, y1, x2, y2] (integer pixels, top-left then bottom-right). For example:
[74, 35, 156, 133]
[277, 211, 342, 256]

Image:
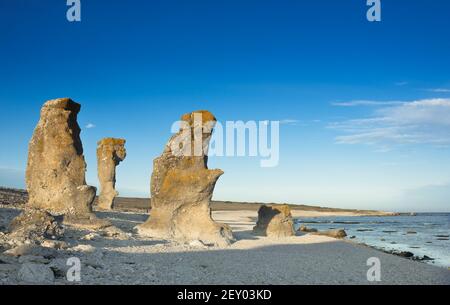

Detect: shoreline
[1, 205, 449, 284]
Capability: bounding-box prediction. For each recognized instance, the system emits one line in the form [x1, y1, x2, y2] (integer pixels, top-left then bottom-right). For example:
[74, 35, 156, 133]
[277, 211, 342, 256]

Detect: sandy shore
[1, 206, 449, 285]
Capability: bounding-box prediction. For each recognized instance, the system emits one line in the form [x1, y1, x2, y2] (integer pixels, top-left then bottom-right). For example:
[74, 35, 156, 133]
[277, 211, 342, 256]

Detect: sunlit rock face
[136, 110, 233, 246]
[253, 204, 295, 237]
[25, 98, 109, 229]
[96, 138, 126, 210]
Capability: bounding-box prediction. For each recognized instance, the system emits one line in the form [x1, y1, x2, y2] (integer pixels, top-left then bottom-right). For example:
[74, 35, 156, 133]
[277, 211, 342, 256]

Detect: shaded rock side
[253, 204, 295, 237]
[136, 110, 233, 246]
[24, 98, 109, 229]
[96, 138, 126, 210]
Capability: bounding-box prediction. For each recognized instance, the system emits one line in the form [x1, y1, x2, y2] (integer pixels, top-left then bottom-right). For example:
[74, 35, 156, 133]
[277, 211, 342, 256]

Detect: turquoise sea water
[295, 213, 450, 268]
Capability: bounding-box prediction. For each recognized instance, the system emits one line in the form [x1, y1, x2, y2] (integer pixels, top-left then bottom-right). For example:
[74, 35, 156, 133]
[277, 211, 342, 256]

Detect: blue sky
[1, 0, 450, 212]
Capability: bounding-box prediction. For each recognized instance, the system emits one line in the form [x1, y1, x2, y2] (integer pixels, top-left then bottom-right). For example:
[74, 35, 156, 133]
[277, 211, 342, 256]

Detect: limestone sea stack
[136, 110, 233, 246]
[24, 98, 109, 229]
[253, 204, 295, 237]
[96, 138, 126, 210]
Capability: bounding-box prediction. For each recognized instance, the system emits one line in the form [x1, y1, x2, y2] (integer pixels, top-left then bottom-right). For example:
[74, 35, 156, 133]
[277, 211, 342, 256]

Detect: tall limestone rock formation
[24, 98, 109, 229]
[136, 110, 233, 246]
[253, 204, 295, 237]
[96, 138, 126, 210]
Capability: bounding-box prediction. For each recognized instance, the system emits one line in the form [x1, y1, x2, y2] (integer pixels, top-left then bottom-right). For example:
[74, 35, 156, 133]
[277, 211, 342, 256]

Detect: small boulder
[253, 204, 295, 237]
[311, 229, 347, 239]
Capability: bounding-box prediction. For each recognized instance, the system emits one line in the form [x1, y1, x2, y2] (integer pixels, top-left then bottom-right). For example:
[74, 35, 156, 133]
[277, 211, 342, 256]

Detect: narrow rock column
[24, 98, 109, 229]
[136, 110, 234, 246]
[96, 138, 126, 210]
[253, 204, 295, 237]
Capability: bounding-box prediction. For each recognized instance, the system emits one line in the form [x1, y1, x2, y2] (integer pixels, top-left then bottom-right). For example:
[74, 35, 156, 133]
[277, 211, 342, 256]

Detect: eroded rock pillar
[136, 110, 233, 246]
[96, 138, 126, 210]
[24, 98, 109, 229]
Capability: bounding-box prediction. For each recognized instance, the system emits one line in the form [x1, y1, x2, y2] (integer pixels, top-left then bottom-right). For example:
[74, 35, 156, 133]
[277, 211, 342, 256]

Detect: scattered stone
[8, 209, 64, 243]
[356, 229, 373, 232]
[298, 225, 318, 233]
[382, 230, 397, 233]
[81, 232, 100, 241]
[40, 240, 68, 250]
[96, 138, 126, 210]
[349, 236, 356, 239]
[69, 244, 96, 253]
[435, 235, 449, 238]
[17, 262, 54, 284]
[136, 110, 234, 246]
[253, 204, 295, 238]
[24, 98, 110, 230]
[311, 229, 347, 239]
[406, 231, 417, 234]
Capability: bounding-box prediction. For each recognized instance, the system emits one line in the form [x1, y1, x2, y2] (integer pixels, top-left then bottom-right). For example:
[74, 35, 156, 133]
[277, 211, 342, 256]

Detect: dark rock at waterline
[420, 255, 434, 261]
[356, 229, 373, 232]
[435, 235, 449, 238]
[382, 230, 397, 233]
[406, 231, 417, 234]
[394, 251, 414, 258]
[349, 236, 356, 239]
[437, 238, 449, 241]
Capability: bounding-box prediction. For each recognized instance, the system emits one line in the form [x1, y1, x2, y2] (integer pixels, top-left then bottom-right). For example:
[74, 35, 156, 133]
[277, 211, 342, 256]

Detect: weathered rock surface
[24, 98, 110, 229]
[311, 229, 347, 239]
[8, 209, 64, 243]
[18, 262, 55, 284]
[136, 110, 233, 246]
[253, 204, 295, 237]
[96, 138, 126, 210]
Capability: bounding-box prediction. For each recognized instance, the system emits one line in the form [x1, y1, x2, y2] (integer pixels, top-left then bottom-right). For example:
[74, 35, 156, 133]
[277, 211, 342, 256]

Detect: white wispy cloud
[331, 100, 405, 107]
[86, 123, 96, 129]
[279, 119, 300, 126]
[329, 98, 450, 148]
[426, 88, 450, 93]
[395, 81, 408, 86]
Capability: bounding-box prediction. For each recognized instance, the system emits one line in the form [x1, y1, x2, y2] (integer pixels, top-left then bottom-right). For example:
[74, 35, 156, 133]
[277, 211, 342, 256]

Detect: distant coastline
[0, 186, 397, 217]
